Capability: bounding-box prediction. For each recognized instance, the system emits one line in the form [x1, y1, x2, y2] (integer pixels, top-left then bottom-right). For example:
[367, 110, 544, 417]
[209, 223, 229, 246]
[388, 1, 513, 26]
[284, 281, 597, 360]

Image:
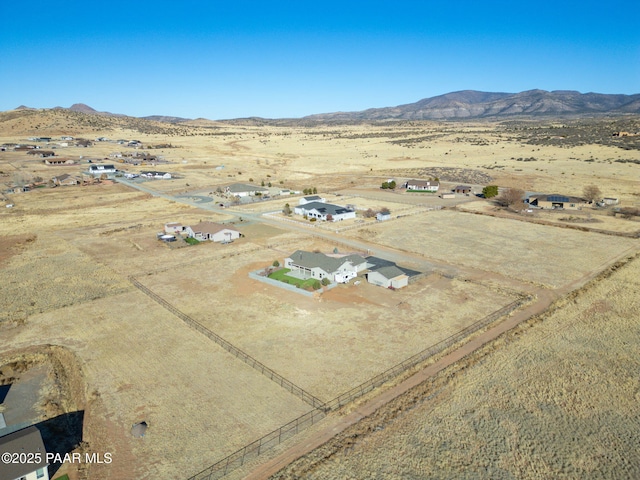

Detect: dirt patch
[0, 234, 36, 267]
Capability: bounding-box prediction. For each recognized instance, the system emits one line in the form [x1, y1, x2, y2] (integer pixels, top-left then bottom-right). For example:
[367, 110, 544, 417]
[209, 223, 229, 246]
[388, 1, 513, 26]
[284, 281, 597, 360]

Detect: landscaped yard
[268, 268, 321, 290]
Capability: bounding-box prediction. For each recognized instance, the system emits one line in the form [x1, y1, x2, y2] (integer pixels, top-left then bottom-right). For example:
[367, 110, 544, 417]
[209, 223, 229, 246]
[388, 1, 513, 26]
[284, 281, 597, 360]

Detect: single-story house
[140, 171, 172, 179]
[293, 201, 356, 222]
[225, 183, 269, 197]
[44, 158, 75, 165]
[52, 173, 79, 186]
[164, 222, 185, 234]
[284, 250, 369, 283]
[454, 185, 472, 194]
[528, 194, 589, 210]
[89, 164, 117, 175]
[27, 150, 55, 157]
[367, 266, 409, 289]
[298, 195, 326, 205]
[0, 425, 50, 480]
[405, 180, 440, 192]
[185, 222, 241, 243]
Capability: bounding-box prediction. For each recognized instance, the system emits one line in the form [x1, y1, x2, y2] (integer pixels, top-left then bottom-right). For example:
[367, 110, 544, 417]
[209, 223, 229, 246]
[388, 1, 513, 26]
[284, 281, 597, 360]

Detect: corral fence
[185, 295, 530, 480]
[129, 277, 325, 410]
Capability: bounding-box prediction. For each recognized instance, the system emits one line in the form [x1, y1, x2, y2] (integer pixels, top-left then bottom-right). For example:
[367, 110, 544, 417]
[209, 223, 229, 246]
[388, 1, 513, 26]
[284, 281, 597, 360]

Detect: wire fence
[129, 277, 325, 409]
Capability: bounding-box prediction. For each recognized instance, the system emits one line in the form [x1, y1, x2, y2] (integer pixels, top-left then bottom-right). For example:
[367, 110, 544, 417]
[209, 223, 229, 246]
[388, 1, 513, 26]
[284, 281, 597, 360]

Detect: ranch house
[185, 221, 241, 243]
[225, 183, 268, 197]
[405, 179, 440, 192]
[293, 201, 356, 222]
[284, 250, 369, 283]
[528, 194, 589, 210]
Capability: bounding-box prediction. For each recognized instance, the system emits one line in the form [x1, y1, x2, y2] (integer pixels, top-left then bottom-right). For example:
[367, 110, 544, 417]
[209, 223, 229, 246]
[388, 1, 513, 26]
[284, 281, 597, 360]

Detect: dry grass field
[346, 209, 638, 288]
[0, 109, 638, 480]
[273, 254, 640, 480]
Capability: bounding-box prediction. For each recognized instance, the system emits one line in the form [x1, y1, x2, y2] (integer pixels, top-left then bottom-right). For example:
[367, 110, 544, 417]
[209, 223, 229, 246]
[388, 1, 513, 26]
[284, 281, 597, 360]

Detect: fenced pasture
[137, 253, 519, 400]
[347, 209, 638, 288]
[1, 290, 313, 480]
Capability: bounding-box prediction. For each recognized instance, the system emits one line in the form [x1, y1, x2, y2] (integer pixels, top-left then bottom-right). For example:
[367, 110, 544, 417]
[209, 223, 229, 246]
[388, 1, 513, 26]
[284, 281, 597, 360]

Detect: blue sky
[1, 0, 638, 119]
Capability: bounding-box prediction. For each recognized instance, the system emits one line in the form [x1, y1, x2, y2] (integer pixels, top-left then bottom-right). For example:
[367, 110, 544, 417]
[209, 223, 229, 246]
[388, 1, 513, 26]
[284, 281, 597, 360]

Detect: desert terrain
[0, 108, 638, 480]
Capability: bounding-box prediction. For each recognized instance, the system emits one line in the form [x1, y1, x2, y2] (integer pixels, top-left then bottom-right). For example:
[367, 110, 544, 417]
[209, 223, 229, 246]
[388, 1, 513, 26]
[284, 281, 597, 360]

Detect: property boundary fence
[188, 408, 326, 480]
[129, 277, 325, 409]
[184, 294, 531, 480]
[323, 296, 529, 411]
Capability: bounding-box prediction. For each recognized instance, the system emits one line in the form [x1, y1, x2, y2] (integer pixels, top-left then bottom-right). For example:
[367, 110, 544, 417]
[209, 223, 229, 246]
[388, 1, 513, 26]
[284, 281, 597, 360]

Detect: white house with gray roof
[284, 250, 369, 283]
[293, 202, 356, 222]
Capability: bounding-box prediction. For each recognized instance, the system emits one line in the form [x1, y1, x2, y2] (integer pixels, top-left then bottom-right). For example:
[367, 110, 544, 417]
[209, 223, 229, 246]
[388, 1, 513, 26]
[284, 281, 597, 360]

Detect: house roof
[455, 185, 472, 190]
[226, 183, 268, 193]
[287, 250, 367, 274]
[189, 221, 238, 235]
[297, 202, 352, 216]
[530, 194, 587, 203]
[371, 265, 406, 280]
[0, 426, 48, 478]
[303, 195, 323, 201]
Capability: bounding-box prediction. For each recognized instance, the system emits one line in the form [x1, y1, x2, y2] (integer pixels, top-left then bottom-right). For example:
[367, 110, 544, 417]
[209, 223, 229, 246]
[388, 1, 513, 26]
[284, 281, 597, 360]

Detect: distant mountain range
[303, 90, 640, 121]
[13, 90, 640, 122]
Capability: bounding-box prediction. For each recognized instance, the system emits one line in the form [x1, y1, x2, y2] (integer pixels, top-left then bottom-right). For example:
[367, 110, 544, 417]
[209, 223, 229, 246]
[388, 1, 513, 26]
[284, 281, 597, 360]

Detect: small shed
[454, 185, 472, 194]
[376, 212, 391, 221]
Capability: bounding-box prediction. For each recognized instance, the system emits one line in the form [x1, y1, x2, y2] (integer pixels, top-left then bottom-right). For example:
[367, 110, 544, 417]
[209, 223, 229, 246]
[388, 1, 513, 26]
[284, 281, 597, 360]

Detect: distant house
[603, 197, 619, 205]
[89, 164, 117, 175]
[0, 425, 50, 480]
[52, 173, 79, 186]
[376, 211, 391, 221]
[293, 201, 356, 222]
[528, 194, 589, 210]
[454, 185, 472, 194]
[60, 136, 74, 141]
[284, 250, 369, 283]
[27, 150, 55, 157]
[140, 171, 171, 179]
[298, 195, 326, 205]
[185, 222, 241, 243]
[366, 266, 409, 289]
[225, 183, 268, 197]
[44, 158, 75, 165]
[405, 179, 440, 192]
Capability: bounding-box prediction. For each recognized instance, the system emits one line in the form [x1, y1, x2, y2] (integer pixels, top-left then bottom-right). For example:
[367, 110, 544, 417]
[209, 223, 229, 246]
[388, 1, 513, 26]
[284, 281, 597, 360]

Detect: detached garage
[367, 266, 409, 289]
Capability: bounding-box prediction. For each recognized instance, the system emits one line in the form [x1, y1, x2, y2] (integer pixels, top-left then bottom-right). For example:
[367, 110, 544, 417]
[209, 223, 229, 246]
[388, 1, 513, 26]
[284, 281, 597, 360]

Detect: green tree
[482, 185, 499, 198]
[283, 203, 291, 215]
[311, 280, 322, 290]
[312, 187, 317, 194]
[321, 277, 331, 286]
[272, 260, 280, 267]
